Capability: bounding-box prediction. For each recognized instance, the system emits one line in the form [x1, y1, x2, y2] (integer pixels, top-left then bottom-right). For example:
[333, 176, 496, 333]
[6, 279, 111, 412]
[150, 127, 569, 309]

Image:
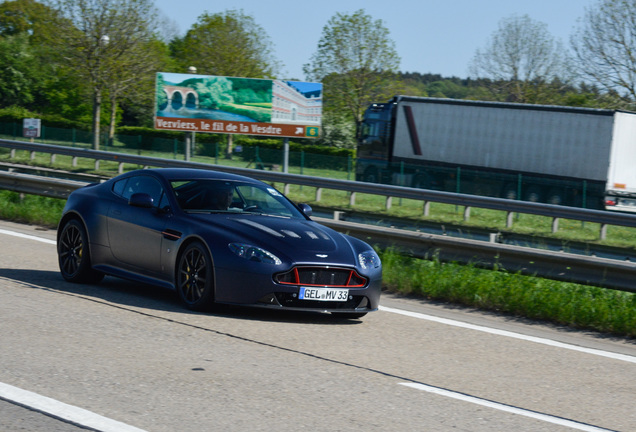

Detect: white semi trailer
[356, 96, 636, 211]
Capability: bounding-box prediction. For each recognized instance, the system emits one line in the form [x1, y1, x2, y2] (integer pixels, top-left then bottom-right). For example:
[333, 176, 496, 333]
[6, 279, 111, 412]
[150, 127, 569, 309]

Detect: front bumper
[214, 265, 382, 313]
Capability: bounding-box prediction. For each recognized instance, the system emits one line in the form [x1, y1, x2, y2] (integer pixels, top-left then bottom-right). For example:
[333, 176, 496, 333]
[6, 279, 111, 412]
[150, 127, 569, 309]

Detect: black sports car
[57, 168, 382, 318]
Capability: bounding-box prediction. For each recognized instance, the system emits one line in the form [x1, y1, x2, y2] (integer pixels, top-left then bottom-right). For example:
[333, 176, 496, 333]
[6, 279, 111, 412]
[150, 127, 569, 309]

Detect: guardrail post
[50, 154, 56, 164]
[30, 151, 35, 161]
[349, 192, 356, 206]
[284, 184, 290, 195]
[386, 196, 392, 209]
[118, 162, 124, 174]
[463, 206, 470, 221]
[334, 211, 344, 221]
[600, 224, 607, 240]
[315, 187, 322, 202]
[10, 149, 15, 158]
[72, 156, 78, 167]
[423, 201, 430, 217]
[95, 160, 100, 170]
[506, 211, 514, 228]
[552, 217, 559, 233]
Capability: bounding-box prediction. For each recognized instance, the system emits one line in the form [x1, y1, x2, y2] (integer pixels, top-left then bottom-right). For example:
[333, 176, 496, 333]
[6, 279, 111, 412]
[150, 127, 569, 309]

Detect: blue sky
[155, 0, 597, 81]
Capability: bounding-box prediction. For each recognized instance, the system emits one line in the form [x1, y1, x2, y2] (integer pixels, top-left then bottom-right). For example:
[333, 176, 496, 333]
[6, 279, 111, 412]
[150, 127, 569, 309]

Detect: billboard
[154, 72, 322, 138]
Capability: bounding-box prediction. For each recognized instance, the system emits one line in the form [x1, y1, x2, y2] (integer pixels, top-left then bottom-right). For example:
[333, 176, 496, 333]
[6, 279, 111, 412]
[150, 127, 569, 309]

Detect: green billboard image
[155, 72, 322, 138]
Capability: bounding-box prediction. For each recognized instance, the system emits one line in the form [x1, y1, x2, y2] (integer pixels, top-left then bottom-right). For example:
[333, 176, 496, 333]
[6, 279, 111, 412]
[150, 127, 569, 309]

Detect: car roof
[126, 168, 262, 184]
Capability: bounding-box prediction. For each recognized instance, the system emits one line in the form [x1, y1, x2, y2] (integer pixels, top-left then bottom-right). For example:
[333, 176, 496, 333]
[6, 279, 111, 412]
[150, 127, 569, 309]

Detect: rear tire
[177, 242, 216, 311]
[58, 219, 104, 283]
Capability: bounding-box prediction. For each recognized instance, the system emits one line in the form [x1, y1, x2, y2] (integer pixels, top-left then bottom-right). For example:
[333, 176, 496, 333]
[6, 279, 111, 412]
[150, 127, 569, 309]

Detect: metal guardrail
[4, 138, 636, 239]
[1, 169, 636, 293]
[317, 218, 636, 293]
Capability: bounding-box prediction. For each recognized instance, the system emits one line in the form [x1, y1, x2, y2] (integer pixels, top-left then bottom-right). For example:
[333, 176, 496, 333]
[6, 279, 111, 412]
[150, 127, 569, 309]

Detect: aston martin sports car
[57, 168, 382, 318]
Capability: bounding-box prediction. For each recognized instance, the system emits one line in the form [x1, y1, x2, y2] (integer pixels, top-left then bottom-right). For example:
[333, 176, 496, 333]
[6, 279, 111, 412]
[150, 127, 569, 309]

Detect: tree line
[0, 0, 634, 150]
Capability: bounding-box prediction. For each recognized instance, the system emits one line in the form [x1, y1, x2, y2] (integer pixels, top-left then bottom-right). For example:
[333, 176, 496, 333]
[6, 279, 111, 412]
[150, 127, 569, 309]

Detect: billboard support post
[283, 138, 289, 173]
[184, 135, 191, 161]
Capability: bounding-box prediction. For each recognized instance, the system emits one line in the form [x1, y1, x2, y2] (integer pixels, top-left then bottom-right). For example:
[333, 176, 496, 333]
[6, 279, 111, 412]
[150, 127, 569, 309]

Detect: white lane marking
[0, 382, 147, 432]
[399, 382, 614, 432]
[380, 305, 636, 364]
[0, 228, 56, 245]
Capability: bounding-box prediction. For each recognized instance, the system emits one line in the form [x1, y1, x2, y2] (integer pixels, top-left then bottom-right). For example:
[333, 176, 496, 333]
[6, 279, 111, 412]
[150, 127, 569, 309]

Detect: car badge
[316, 254, 328, 258]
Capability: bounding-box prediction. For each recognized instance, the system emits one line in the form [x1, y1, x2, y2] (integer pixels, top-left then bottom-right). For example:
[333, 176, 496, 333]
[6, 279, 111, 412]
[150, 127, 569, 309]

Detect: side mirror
[129, 192, 154, 208]
[298, 203, 312, 217]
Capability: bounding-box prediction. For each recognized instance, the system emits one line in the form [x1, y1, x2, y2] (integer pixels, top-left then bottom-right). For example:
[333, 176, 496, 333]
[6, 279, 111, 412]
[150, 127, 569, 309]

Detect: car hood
[192, 214, 357, 263]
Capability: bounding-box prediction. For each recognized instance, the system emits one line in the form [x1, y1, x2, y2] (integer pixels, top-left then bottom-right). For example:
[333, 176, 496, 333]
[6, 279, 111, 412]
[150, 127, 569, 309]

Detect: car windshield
[171, 179, 304, 218]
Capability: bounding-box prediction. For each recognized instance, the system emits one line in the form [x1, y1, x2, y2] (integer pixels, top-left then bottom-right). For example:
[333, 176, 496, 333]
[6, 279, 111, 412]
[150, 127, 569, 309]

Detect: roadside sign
[154, 73, 322, 139]
[23, 118, 41, 138]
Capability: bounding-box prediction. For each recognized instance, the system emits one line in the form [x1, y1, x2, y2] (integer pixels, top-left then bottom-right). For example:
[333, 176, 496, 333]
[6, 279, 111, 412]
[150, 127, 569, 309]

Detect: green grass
[380, 248, 636, 337]
[2, 147, 636, 338]
[0, 190, 66, 227]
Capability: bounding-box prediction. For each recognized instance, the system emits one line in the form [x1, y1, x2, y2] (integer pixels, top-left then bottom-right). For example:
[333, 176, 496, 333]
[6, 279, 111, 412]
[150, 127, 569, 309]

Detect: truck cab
[356, 102, 393, 183]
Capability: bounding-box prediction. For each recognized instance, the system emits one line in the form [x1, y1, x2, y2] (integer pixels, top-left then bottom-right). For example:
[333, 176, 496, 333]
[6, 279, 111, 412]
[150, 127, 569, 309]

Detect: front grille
[275, 266, 367, 288]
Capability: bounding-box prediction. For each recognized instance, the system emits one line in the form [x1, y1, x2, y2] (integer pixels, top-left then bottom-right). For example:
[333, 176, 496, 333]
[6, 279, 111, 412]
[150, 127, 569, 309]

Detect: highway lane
[0, 221, 635, 431]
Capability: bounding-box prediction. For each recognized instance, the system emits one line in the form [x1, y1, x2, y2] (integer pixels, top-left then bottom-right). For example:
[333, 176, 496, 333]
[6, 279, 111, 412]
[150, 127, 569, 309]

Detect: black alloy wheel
[58, 219, 103, 283]
[177, 242, 215, 311]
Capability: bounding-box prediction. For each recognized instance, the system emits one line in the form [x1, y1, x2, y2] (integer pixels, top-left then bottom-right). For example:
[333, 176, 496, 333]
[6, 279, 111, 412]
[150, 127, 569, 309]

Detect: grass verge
[380, 248, 636, 338]
[1, 189, 635, 339]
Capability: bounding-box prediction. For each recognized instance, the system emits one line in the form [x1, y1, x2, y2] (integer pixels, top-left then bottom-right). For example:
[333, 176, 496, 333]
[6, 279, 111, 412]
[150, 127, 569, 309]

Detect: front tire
[177, 242, 215, 311]
[58, 219, 104, 283]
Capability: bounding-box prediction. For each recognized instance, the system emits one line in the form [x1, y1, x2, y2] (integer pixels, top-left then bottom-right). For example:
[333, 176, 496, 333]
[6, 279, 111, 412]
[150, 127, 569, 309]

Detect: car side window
[112, 178, 128, 197]
[114, 175, 164, 208]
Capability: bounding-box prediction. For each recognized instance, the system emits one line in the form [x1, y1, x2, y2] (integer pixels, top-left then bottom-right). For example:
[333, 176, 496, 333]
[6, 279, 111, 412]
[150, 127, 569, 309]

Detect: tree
[45, 0, 161, 149]
[171, 9, 280, 78]
[0, 0, 53, 40]
[0, 33, 40, 107]
[469, 14, 570, 103]
[0, 0, 67, 112]
[103, 36, 171, 141]
[303, 9, 401, 123]
[570, 0, 636, 106]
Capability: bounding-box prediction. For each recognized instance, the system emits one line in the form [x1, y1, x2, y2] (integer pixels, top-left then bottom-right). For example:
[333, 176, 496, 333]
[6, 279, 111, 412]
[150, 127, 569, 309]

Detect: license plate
[299, 287, 348, 302]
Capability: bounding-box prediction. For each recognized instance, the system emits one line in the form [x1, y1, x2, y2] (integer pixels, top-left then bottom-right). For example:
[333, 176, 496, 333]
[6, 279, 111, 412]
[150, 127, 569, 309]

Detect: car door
[107, 175, 169, 275]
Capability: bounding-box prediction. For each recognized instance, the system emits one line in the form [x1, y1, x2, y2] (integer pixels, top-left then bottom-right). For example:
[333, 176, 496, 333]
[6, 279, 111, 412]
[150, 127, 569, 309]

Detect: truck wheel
[503, 184, 517, 200]
[363, 167, 379, 184]
[524, 186, 543, 202]
[413, 173, 433, 189]
[546, 188, 563, 205]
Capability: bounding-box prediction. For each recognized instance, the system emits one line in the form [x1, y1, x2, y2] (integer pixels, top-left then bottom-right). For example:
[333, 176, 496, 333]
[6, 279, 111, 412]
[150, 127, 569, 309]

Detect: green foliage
[0, 33, 41, 107]
[304, 9, 402, 122]
[3, 2, 635, 140]
[0, 107, 88, 129]
[379, 248, 636, 337]
[0, 0, 55, 41]
[170, 9, 279, 78]
[0, 190, 65, 226]
[194, 77, 234, 109]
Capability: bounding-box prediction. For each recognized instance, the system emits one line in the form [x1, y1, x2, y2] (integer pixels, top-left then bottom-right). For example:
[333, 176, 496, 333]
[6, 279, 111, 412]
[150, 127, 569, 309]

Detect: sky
[154, 0, 598, 81]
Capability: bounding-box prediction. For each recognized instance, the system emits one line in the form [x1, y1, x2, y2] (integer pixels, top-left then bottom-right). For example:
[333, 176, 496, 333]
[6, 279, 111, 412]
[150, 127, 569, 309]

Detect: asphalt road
[1, 220, 635, 432]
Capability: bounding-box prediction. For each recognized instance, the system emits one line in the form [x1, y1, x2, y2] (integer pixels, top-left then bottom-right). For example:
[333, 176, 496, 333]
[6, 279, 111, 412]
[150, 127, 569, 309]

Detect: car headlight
[358, 250, 380, 270]
[229, 243, 282, 265]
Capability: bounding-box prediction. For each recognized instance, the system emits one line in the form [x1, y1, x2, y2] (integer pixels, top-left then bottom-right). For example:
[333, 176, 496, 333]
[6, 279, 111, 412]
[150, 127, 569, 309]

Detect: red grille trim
[275, 266, 367, 288]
